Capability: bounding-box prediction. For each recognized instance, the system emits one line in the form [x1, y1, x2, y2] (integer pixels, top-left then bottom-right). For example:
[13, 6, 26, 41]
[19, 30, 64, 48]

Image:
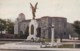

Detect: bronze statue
[30, 2, 38, 19]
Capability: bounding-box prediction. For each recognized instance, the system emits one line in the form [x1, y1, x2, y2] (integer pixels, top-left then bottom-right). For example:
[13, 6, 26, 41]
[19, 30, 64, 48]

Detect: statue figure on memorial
[30, 2, 38, 19]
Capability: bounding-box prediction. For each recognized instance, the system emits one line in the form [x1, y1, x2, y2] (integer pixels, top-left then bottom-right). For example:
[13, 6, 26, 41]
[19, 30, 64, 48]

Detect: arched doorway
[25, 26, 29, 38]
[36, 27, 41, 37]
[20, 31, 23, 34]
[31, 25, 34, 35]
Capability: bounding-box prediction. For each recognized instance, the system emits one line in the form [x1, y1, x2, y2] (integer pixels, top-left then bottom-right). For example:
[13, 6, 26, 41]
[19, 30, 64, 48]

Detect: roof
[20, 16, 66, 23]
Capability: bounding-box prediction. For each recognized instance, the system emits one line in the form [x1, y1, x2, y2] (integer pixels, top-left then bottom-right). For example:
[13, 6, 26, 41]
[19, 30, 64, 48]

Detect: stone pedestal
[27, 19, 38, 40]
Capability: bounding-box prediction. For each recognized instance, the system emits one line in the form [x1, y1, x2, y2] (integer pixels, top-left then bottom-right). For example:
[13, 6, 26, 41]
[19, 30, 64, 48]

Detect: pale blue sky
[0, 0, 80, 23]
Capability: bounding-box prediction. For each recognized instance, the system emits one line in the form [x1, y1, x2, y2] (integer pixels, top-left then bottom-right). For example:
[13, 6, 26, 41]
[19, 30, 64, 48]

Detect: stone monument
[27, 2, 38, 41]
[27, 20, 38, 40]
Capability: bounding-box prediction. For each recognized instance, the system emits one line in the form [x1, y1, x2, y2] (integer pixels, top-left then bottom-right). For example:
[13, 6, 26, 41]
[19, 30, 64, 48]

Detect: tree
[73, 21, 80, 48]
[73, 21, 80, 39]
[6, 19, 14, 34]
[0, 19, 6, 34]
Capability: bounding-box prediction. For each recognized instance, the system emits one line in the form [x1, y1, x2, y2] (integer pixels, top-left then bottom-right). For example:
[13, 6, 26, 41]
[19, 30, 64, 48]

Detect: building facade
[14, 13, 69, 40]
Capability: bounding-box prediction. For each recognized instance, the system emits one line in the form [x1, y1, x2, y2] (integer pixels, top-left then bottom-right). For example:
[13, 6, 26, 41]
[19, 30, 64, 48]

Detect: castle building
[14, 13, 69, 40]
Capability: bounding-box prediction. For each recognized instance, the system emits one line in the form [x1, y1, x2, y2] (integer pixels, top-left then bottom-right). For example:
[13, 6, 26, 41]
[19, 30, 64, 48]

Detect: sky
[0, 0, 80, 23]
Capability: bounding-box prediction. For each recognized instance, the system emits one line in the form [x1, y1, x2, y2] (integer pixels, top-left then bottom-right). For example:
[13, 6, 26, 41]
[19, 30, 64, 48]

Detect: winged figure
[30, 2, 38, 19]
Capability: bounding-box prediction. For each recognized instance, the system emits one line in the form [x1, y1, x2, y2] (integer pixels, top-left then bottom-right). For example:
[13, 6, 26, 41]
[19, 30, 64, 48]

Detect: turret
[14, 13, 25, 34]
[17, 13, 25, 22]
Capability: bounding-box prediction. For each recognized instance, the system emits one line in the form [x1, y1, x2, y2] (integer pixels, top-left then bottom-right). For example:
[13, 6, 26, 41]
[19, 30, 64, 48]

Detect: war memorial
[0, 2, 80, 51]
[14, 2, 68, 41]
